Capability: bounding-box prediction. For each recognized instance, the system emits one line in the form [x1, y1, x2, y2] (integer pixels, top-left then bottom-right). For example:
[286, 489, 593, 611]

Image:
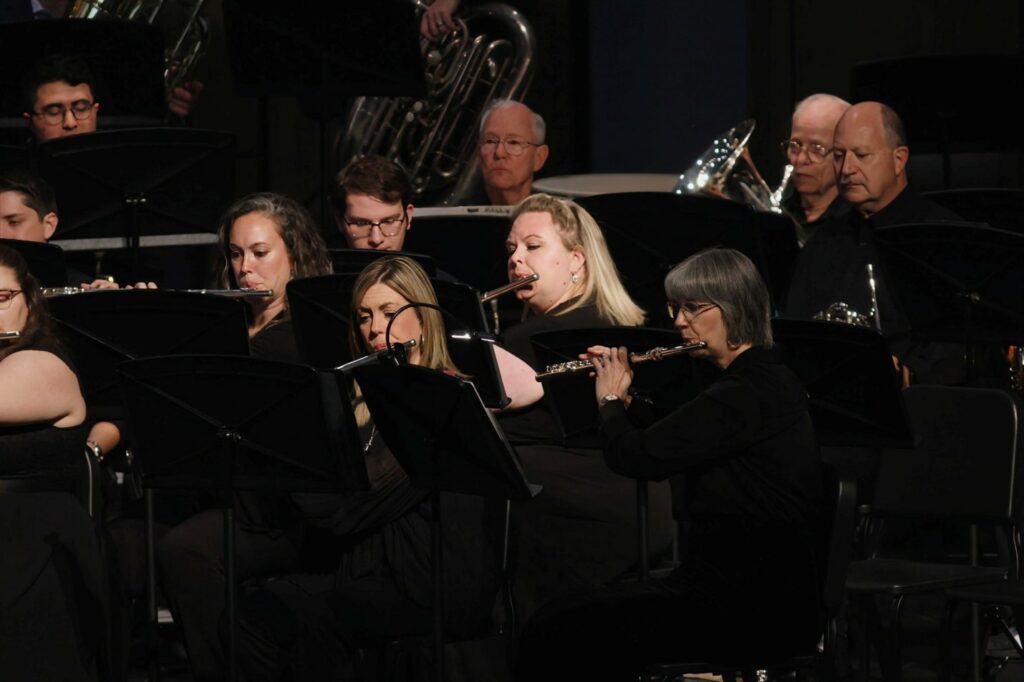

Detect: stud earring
[571, 272, 580, 284]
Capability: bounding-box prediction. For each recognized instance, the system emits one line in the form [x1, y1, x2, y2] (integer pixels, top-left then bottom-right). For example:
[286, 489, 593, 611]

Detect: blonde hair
[349, 256, 461, 424]
[511, 194, 645, 326]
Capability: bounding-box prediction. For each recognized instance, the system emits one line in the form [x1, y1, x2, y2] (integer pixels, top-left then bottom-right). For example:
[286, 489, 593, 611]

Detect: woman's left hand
[592, 345, 632, 405]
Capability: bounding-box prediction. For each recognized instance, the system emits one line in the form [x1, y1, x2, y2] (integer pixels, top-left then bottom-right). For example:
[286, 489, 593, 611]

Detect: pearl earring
[571, 272, 580, 284]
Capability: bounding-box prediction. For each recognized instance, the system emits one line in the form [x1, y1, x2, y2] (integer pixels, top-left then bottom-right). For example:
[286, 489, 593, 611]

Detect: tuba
[337, 1, 536, 205]
[65, 0, 208, 95]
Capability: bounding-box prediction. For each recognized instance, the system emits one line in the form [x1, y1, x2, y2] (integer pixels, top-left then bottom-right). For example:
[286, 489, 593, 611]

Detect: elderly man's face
[24, 81, 99, 142]
[787, 103, 844, 198]
[832, 107, 907, 215]
[479, 105, 548, 204]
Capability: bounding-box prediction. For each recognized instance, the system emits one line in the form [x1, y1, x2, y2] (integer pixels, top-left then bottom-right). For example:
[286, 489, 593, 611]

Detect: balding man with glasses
[476, 99, 549, 206]
[780, 93, 852, 242]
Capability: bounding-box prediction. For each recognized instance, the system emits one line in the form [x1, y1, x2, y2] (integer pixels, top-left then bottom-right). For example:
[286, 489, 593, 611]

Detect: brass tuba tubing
[0, 330, 20, 339]
[535, 341, 708, 381]
[480, 273, 539, 303]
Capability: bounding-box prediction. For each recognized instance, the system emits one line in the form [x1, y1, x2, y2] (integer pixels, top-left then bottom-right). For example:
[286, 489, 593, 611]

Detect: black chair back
[872, 386, 1022, 524]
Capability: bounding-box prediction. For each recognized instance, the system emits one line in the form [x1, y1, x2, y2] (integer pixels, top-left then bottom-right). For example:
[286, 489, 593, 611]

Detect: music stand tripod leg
[431, 447, 445, 682]
[146, 488, 161, 682]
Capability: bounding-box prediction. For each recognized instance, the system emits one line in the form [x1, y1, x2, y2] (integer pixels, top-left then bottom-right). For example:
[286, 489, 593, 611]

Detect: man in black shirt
[781, 93, 852, 243]
[784, 101, 968, 384]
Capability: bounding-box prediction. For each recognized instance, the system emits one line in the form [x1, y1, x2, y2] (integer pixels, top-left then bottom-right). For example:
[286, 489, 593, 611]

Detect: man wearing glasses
[21, 53, 99, 142]
[332, 155, 415, 252]
[780, 93, 851, 240]
[477, 99, 549, 206]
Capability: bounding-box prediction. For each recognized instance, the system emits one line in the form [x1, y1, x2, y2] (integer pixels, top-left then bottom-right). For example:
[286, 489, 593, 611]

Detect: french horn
[674, 120, 793, 214]
[337, 1, 536, 205]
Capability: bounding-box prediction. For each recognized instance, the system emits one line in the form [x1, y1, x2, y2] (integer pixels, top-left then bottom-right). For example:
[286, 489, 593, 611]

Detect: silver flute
[0, 330, 20, 339]
[535, 341, 708, 381]
[42, 287, 272, 298]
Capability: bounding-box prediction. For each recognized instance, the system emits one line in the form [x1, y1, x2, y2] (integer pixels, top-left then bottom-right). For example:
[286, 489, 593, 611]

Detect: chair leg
[878, 593, 906, 682]
[939, 597, 958, 682]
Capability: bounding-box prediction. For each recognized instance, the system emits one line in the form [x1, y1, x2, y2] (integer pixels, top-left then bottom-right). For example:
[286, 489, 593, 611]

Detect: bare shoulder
[0, 349, 76, 383]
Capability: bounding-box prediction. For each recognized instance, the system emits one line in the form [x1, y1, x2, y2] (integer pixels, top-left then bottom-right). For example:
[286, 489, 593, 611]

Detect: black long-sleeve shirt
[599, 346, 823, 527]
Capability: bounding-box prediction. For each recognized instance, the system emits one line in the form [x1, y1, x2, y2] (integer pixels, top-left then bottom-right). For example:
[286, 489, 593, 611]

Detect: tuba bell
[337, 1, 536, 205]
[65, 0, 208, 96]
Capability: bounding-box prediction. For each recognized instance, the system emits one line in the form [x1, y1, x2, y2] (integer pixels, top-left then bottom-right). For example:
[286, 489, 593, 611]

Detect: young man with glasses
[780, 93, 851, 236]
[477, 99, 549, 206]
[332, 155, 415, 252]
[21, 53, 100, 143]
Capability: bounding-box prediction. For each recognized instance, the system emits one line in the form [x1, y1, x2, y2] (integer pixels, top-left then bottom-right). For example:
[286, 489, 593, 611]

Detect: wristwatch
[599, 393, 622, 407]
[86, 439, 103, 462]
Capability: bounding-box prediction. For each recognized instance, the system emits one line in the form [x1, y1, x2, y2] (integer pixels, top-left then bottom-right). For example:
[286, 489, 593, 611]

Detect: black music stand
[0, 237, 67, 287]
[119, 355, 366, 682]
[872, 222, 1024, 384]
[770, 319, 912, 449]
[575, 192, 798, 326]
[327, 248, 437, 277]
[531, 326, 700, 578]
[47, 290, 251, 418]
[351, 363, 537, 681]
[222, 0, 425, 231]
[34, 128, 234, 277]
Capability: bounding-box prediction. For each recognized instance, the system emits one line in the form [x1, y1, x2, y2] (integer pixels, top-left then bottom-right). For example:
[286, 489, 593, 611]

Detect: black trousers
[156, 504, 302, 681]
[236, 572, 432, 681]
[515, 526, 823, 682]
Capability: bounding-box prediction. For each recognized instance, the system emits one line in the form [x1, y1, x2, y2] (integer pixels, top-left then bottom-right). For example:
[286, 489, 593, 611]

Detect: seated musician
[331, 155, 414, 252]
[156, 192, 332, 681]
[515, 248, 826, 681]
[493, 193, 673, 621]
[20, 52, 201, 143]
[215, 191, 333, 359]
[234, 255, 503, 680]
[0, 243, 106, 680]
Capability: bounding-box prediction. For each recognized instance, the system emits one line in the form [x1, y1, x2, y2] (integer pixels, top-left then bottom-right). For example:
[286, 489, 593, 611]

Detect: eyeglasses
[343, 211, 407, 237]
[666, 300, 718, 321]
[780, 139, 830, 164]
[0, 289, 23, 309]
[479, 136, 539, 157]
[31, 100, 96, 126]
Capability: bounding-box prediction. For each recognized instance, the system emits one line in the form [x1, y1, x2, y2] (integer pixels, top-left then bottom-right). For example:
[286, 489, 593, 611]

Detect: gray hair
[664, 248, 773, 348]
[479, 99, 546, 144]
[793, 93, 851, 118]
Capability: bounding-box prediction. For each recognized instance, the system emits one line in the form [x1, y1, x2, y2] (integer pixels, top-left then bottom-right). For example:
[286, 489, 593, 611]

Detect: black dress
[0, 342, 102, 681]
[236, 419, 504, 681]
[497, 300, 674, 620]
[515, 346, 826, 681]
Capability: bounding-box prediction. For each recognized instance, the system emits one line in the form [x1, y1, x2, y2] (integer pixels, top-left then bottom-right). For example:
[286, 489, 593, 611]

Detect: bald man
[782, 94, 852, 238]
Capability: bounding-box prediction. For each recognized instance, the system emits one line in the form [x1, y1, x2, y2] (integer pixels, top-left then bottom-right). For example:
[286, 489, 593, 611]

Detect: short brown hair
[331, 155, 412, 214]
[0, 169, 58, 219]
